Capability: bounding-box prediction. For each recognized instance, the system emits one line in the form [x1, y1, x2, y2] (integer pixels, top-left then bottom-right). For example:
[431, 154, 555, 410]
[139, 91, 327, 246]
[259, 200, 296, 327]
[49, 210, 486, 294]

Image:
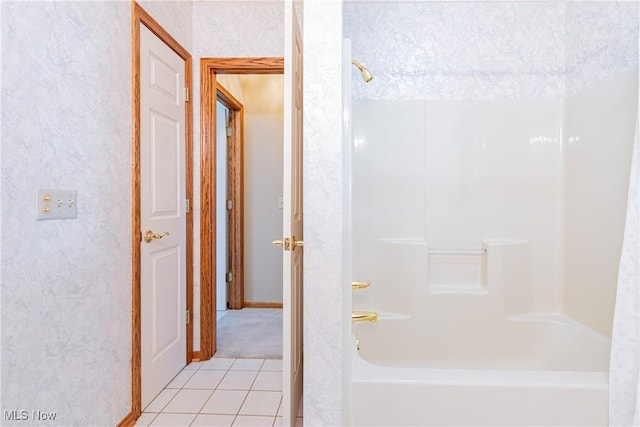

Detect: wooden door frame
[126, 2, 193, 424]
[216, 84, 244, 310]
[199, 58, 284, 360]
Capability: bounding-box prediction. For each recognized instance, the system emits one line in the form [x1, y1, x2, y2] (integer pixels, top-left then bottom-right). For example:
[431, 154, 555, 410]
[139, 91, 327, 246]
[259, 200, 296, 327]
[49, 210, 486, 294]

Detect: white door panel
[282, 1, 304, 425]
[140, 23, 187, 409]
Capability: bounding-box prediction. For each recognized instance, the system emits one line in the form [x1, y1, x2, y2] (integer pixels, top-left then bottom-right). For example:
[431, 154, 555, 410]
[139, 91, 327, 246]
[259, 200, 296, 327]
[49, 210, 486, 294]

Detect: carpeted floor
[215, 308, 283, 359]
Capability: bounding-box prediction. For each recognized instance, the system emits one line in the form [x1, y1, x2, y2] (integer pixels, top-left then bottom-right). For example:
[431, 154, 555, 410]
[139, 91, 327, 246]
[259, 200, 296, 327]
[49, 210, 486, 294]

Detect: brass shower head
[351, 59, 373, 83]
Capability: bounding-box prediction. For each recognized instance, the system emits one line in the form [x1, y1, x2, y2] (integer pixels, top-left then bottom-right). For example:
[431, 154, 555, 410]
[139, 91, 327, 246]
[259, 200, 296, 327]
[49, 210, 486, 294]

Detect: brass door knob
[144, 230, 169, 243]
[272, 237, 304, 251]
[290, 236, 303, 250]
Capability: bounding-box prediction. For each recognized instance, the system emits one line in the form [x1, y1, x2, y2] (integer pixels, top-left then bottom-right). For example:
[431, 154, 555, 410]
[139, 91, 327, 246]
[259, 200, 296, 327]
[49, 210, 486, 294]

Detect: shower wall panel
[563, 70, 638, 337]
[351, 101, 426, 288]
[425, 102, 483, 251]
[483, 99, 563, 312]
[562, 1, 639, 337]
[352, 98, 562, 309]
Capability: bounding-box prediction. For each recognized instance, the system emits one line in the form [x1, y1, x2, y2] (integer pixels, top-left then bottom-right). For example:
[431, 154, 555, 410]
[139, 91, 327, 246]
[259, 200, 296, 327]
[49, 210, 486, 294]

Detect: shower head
[351, 59, 374, 83]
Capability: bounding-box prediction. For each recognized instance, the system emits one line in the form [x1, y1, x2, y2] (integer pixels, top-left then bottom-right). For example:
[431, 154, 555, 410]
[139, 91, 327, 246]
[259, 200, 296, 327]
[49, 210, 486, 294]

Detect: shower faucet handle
[352, 281, 371, 290]
[352, 311, 378, 322]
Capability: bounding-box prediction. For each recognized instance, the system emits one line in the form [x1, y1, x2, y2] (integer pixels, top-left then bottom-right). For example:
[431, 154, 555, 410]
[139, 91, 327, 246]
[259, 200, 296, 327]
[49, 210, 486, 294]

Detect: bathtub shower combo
[345, 2, 639, 426]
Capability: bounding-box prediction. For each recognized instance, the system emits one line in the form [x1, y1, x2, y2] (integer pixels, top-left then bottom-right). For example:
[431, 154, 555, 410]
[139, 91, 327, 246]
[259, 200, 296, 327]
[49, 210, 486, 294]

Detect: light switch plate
[36, 188, 77, 220]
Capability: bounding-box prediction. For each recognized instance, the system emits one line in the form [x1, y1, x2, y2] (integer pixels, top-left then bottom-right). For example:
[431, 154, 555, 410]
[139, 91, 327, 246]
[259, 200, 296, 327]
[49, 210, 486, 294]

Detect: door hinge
[226, 126, 233, 137]
[185, 199, 191, 213]
[226, 200, 233, 210]
[184, 87, 190, 102]
[226, 272, 233, 282]
[186, 309, 191, 325]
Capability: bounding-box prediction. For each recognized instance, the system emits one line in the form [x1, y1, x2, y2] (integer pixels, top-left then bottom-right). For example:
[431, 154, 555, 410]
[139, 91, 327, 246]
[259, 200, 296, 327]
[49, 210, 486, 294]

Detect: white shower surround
[346, 0, 639, 425]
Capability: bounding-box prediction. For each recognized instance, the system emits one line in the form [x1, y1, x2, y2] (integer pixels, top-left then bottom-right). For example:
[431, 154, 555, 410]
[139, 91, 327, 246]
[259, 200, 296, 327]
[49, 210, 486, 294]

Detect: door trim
[199, 57, 284, 360]
[131, 2, 193, 420]
[216, 83, 244, 310]
[244, 302, 284, 309]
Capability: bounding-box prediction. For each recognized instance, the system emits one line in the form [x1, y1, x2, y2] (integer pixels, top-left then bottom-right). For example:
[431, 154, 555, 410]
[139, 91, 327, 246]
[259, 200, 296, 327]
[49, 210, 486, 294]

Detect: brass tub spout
[352, 281, 371, 290]
[352, 311, 378, 323]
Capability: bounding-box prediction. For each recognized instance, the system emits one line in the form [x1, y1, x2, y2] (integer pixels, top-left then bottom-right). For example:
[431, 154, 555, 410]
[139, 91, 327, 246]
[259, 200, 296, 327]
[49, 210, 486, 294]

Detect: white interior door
[140, 24, 187, 409]
[282, 1, 304, 425]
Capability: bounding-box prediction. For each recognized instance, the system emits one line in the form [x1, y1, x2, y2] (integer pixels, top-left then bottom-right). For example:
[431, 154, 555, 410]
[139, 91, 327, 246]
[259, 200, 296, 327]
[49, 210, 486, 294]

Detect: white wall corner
[303, 0, 346, 425]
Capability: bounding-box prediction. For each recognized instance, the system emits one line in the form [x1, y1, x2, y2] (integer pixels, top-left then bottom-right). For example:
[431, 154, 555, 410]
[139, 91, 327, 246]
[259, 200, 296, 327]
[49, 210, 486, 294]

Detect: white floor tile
[273, 417, 283, 427]
[162, 389, 212, 413]
[143, 388, 179, 413]
[201, 390, 248, 415]
[218, 370, 258, 390]
[191, 414, 236, 427]
[184, 361, 204, 370]
[134, 412, 157, 427]
[166, 369, 196, 389]
[260, 360, 282, 372]
[276, 400, 283, 417]
[232, 415, 276, 427]
[230, 359, 264, 371]
[251, 371, 282, 391]
[201, 357, 236, 370]
[239, 391, 282, 417]
[149, 413, 196, 427]
[183, 369, 226, 389]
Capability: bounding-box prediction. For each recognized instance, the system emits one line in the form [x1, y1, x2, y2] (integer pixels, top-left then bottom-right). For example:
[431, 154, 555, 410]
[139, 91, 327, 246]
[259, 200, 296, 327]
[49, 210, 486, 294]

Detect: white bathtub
[351, 315, 609, 426]
[350, 240, 611, 426]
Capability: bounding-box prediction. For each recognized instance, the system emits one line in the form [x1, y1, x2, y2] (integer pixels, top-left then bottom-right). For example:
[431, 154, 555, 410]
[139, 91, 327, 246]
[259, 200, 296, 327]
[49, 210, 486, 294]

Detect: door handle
[144, 230, 170, 243]
[290, 236, 303, 250]
[272, 236, 304, 251]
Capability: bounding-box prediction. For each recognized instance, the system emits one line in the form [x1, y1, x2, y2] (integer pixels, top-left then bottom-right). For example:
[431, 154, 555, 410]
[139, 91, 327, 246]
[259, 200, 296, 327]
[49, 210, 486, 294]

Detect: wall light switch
[36, 188, 77, 220]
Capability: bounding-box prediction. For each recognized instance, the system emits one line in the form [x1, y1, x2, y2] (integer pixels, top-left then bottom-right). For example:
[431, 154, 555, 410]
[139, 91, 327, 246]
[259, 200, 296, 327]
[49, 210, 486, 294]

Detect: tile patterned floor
[136, 357, 303, 427]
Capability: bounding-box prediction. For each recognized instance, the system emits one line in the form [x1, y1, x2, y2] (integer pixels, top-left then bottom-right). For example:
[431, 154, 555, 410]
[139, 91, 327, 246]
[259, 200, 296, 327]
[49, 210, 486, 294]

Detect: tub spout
[352, 311, 378, 323]
[352, 280, 371, 290]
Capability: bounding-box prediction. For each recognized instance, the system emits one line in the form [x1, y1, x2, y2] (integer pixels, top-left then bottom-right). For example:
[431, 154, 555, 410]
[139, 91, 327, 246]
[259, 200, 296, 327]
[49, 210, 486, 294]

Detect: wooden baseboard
[192, 350, 202, 362]
[117, 411, 135, 427]
[243, 301, 283, 309]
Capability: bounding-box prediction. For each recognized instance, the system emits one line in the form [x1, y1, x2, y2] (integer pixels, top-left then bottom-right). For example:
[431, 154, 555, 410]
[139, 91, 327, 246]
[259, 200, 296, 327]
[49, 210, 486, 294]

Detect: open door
[281, 1, 304, 424]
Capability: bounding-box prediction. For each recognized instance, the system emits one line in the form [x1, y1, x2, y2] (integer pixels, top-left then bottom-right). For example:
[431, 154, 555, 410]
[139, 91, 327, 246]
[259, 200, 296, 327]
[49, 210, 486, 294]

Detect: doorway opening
[200, 50, 303, 424]
[215, 74, 285, 359]
[199, 58, 284, 360]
